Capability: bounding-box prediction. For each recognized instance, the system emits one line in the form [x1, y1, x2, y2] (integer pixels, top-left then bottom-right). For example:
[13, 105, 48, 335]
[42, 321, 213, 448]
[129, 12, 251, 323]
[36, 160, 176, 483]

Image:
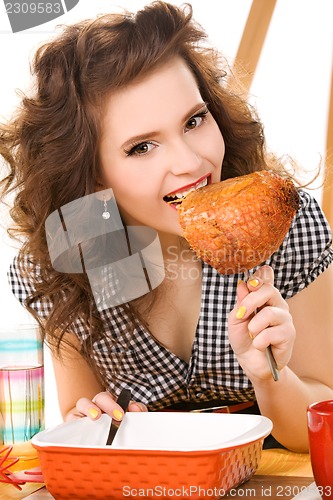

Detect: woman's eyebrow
[121, 101, 208, 150]
[183, 101, 208, 121]
[121, 131, 160, 150]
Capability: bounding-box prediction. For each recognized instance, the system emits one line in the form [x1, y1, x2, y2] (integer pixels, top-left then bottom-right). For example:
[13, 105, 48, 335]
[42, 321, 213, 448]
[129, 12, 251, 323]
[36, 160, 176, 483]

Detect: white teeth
[171, 177, 208, 199]
[175, 188, 194, 198]
[196, 178, 208, 189]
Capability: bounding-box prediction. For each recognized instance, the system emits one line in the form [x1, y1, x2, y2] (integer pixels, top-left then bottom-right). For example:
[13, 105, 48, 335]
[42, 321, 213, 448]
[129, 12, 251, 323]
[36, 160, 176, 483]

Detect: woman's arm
[228, 264, 333, 452]
[51, 332, 146, 422]
[273, 263, 333, 449]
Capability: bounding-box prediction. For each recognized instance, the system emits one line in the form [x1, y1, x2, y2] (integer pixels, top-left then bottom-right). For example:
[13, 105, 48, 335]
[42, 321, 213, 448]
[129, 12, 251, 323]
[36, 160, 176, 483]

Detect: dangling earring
[102, 197, 110, 219]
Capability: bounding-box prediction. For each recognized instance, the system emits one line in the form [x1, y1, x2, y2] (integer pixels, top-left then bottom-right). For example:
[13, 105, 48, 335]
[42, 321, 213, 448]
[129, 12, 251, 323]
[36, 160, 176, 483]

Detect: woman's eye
[125, 141, 155, 156]
[185, 111, 208, 132]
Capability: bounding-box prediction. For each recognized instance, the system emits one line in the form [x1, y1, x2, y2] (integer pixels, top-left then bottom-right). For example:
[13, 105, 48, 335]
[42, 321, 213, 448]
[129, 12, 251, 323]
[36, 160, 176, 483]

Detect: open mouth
[163, 175, 210, 206]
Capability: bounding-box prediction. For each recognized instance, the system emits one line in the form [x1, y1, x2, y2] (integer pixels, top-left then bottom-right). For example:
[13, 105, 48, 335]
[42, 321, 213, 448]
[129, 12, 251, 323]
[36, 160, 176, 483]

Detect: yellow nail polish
[88, 407, 99, 420]
[237, 279, 244, 286]
[236, 305, 246, 319]
[112, 409, 123, 421]
[249, 278, 259, 288]
[248, 331, 254, 340]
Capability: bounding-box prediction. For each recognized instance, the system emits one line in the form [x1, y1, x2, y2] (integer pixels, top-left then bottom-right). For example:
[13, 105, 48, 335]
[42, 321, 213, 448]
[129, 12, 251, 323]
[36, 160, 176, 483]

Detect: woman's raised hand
[228, 265, 296, 383]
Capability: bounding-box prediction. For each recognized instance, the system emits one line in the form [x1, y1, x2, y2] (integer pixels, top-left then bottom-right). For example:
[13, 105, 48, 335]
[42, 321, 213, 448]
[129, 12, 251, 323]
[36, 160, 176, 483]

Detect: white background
[0, 0, 332, 427]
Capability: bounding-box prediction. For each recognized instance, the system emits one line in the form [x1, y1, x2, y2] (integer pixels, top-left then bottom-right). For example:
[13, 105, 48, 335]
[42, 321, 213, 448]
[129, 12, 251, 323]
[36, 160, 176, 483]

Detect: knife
[106, 388, 132, 446]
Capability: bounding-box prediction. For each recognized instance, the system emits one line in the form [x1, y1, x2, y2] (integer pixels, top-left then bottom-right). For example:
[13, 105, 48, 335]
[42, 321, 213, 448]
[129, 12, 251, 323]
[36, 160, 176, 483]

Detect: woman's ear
[95, 180, 107, 200]
[95, 185, 114, 203]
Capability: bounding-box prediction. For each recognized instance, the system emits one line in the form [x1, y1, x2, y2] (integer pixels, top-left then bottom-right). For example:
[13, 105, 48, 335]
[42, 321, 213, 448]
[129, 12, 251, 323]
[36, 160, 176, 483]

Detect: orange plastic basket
[32, 412, 272, 499]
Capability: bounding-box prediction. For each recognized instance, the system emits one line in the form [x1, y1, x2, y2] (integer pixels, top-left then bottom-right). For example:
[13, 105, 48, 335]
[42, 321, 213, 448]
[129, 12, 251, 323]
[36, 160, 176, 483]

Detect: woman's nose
[167, 138, 202, 175]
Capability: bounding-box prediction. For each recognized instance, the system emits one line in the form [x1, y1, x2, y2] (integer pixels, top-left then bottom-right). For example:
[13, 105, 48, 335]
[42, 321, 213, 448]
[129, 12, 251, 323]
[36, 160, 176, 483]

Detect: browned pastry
[177, 170, 300, 274]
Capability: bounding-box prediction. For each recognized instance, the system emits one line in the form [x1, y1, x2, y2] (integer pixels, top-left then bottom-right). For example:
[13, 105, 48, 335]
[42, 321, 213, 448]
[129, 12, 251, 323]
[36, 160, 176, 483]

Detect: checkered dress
[8, 190, 333, 410]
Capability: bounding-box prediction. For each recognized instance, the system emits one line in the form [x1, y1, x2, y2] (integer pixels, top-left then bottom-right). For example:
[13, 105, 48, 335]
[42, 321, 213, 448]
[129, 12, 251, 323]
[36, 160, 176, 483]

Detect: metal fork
[244, 270, 279, 382]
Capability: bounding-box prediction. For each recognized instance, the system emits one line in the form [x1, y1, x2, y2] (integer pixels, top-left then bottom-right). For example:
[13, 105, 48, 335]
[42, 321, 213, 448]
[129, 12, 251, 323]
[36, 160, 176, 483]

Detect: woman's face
[98, 57, 225, 236]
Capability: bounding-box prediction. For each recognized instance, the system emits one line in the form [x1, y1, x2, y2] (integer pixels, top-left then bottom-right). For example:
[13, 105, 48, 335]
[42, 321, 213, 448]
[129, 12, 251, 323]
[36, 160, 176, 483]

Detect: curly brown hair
[0, 1, 278, 359]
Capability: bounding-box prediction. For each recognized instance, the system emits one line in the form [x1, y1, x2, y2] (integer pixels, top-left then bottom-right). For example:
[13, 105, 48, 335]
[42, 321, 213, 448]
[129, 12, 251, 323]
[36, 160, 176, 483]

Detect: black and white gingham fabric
[8, 190, 333, 410]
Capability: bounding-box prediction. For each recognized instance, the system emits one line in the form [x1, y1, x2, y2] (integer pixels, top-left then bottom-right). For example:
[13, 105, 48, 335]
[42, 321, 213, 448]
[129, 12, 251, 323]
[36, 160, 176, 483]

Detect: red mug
[307, 400, 333, 498]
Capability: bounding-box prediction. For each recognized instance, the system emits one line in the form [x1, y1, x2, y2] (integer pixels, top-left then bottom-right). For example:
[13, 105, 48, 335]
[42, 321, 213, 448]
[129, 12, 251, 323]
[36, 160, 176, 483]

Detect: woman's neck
[158, 231, 189, 259]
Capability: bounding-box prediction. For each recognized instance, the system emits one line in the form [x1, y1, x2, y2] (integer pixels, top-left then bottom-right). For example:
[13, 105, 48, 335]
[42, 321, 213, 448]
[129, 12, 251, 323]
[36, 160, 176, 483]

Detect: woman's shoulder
[289, 189, 332, 249]
[270, 189, 333, 298]
[8, 254, 39, 296]
[8, 253, 52, 317]
[297, 188, 325, 213]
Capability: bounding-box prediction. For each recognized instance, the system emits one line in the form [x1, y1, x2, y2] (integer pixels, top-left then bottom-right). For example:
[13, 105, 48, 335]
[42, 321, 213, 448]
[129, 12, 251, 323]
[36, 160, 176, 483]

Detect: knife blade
[106, 388, 132, 446]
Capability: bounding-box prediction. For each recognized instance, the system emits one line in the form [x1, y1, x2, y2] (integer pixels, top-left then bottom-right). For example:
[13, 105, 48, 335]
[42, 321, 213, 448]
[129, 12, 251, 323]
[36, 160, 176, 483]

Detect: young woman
[1, 1, 333, 452]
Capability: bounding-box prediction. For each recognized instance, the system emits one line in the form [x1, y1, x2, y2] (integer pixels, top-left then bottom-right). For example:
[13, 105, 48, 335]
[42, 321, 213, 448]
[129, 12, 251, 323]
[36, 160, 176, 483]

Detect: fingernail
[237, 279, 244, 285]
[88, 407, 99, 420]
[236, 305, 246, 319]
[112, 409, 123, 421]
[248, 331, 254, 340]
[249, 278, 259, 288]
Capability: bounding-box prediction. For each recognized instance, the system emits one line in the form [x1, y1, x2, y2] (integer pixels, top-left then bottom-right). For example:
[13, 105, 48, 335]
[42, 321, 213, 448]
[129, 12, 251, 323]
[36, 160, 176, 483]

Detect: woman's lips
[163, 174, 211, 206]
